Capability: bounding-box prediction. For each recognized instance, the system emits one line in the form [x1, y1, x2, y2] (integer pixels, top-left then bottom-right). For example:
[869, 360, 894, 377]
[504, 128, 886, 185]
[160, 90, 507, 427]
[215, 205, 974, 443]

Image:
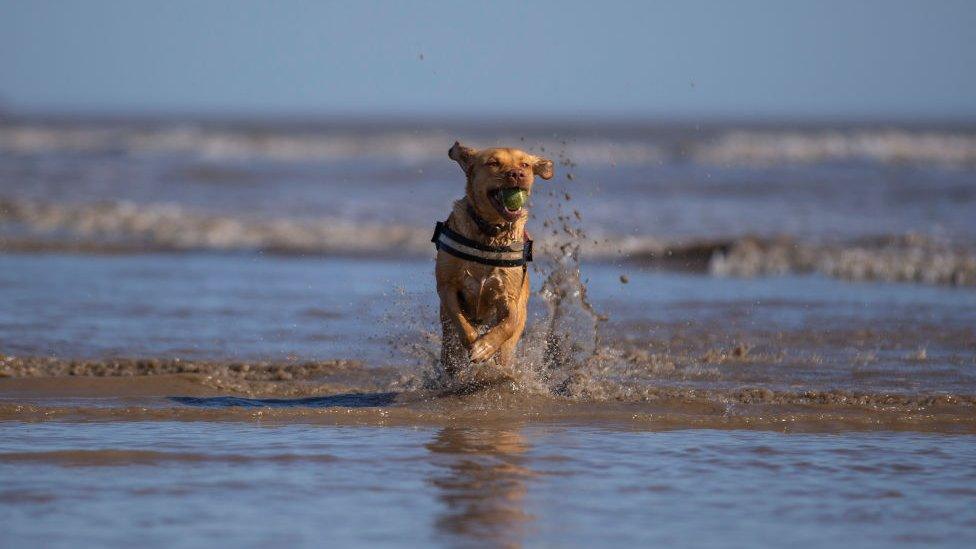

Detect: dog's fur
[436, 141, 553, 382]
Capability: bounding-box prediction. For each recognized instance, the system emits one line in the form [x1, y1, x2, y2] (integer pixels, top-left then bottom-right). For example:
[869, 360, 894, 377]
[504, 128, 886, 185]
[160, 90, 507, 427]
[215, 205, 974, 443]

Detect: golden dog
[433, 141, 553, 383]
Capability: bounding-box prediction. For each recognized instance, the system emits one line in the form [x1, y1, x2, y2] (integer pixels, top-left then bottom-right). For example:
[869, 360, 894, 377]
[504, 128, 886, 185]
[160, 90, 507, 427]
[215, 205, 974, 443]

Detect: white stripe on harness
[437, 232, 525, 262]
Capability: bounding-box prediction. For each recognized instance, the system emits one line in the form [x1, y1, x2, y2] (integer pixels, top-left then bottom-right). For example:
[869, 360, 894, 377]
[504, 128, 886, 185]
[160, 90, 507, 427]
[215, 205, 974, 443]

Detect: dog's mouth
[489, 187, 530, 222]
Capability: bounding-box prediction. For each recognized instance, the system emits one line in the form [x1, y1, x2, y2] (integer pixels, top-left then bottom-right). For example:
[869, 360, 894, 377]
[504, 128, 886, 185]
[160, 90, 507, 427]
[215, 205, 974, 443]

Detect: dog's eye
[486, 159, 500, 167]
[520, 162, 530, 169]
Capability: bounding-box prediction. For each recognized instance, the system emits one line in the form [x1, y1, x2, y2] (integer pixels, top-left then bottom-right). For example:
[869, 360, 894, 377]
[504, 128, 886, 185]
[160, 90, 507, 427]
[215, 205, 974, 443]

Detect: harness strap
[432, 221, 532, 268]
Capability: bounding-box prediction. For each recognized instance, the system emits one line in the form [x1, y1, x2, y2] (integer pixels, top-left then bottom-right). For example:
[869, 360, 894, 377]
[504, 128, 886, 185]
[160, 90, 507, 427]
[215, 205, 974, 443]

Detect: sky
[1, 0, 975, 119]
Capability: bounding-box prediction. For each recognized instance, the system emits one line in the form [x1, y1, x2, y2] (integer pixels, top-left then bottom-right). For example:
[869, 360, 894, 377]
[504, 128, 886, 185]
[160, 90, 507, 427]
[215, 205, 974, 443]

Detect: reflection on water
[1, 422, 975, 546]
[427, 427, 535, 547]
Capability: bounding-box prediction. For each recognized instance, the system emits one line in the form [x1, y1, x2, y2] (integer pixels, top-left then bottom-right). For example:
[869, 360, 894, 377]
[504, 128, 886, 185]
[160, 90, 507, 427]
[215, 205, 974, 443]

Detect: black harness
[432, 221, 533, 268]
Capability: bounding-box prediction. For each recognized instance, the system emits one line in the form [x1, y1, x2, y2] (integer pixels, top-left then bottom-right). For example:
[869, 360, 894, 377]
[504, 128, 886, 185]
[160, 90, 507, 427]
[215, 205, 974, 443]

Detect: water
[2, 253, 973, 398]
[2, 116, 976, 546]
[2, 423, 975, 547]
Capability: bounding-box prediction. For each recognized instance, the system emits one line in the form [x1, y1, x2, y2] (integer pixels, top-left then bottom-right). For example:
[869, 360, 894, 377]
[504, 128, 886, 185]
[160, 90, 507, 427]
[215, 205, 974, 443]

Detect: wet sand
[2, 356, 975, 434]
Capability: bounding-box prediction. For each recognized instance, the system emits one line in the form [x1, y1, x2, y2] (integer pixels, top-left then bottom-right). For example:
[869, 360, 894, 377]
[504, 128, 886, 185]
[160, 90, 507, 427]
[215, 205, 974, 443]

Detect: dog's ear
[533, 156, 554, 180]
[448, 141, 478, 175]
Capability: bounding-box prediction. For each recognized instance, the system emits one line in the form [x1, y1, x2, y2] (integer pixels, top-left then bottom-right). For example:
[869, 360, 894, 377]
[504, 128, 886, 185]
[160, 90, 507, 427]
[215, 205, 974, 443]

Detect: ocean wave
[696, 129, 976, 166]
[4, 122, 975, 167]
[590, 232, 976, 287]
[0, 197, 433, 255]
[0, 123, 666, 165]
[706, 235, 976, 287]
[0, 124, 449, 163]
[3, 197, 974, 286]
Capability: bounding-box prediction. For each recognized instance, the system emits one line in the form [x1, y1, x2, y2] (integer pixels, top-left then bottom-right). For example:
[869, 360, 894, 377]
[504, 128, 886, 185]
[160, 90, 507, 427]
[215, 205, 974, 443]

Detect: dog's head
[449, 141, 553, 223]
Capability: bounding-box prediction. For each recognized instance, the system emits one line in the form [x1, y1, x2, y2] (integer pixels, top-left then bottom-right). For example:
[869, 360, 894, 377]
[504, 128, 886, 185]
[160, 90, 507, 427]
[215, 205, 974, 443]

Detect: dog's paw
[469, 338, 496, 362]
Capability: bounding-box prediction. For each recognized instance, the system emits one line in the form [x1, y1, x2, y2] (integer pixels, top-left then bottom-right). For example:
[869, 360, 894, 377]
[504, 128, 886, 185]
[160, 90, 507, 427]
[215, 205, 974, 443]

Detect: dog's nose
[506, 169, 524, 181]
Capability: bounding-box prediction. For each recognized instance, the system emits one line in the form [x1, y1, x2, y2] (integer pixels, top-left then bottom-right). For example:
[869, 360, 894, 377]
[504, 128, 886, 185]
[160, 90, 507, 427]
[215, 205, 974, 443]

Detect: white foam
[696, 130, 976, 166]
[0, 197, 431, 255]
[0, 124, 667, 165]
[4, 123, 975, 166]
[3, 196, 974, 286]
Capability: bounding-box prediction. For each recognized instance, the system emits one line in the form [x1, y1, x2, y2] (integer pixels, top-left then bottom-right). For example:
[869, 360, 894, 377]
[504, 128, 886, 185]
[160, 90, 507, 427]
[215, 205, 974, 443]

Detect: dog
[433, 141, 553, 384]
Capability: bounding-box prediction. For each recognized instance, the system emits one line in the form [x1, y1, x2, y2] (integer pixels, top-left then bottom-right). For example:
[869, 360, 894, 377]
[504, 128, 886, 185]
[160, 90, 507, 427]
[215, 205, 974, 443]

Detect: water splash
[517, 145, 608, 396]
[393, 144, 608, 397]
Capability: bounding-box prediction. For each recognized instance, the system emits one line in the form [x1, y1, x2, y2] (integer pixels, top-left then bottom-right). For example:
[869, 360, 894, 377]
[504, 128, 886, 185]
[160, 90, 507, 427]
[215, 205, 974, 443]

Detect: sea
[1, 114, 975, 547]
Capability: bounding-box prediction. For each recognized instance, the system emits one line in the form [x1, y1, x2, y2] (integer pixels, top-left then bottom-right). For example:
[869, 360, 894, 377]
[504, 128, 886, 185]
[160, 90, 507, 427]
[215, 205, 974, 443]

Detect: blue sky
[1, 0, 974, 119]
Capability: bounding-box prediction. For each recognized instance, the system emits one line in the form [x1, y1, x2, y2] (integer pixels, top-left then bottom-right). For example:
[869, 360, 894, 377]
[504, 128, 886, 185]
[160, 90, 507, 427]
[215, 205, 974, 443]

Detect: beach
[2, 116, 976, 546]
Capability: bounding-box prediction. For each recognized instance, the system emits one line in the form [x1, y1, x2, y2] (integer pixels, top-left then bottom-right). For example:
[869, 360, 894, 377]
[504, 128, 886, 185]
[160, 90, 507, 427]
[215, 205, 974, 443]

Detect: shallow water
[2, 117, 976, 546]
[1, 253, 973, 398]
[2, 422, 976, 548]
[1, 249, 975, 549]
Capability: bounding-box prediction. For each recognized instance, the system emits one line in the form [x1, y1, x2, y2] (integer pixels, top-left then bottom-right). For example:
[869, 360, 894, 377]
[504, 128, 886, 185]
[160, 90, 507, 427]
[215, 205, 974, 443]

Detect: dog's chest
[458, 267, 513, 324]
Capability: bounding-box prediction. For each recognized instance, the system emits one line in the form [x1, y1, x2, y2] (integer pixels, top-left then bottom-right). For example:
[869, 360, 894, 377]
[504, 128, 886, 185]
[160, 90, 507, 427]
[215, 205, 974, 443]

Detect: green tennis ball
[501, 189, 528, 210]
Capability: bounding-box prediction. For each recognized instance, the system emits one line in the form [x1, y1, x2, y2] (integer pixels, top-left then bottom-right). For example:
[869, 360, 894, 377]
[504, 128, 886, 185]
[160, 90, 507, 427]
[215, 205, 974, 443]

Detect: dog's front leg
[469, 301, 517, 362]
[438, 285, 478, 346]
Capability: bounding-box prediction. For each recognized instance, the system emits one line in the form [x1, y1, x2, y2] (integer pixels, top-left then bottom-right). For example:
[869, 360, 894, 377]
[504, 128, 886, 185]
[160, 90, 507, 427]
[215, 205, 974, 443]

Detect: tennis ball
[501, 189, 528, 210]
